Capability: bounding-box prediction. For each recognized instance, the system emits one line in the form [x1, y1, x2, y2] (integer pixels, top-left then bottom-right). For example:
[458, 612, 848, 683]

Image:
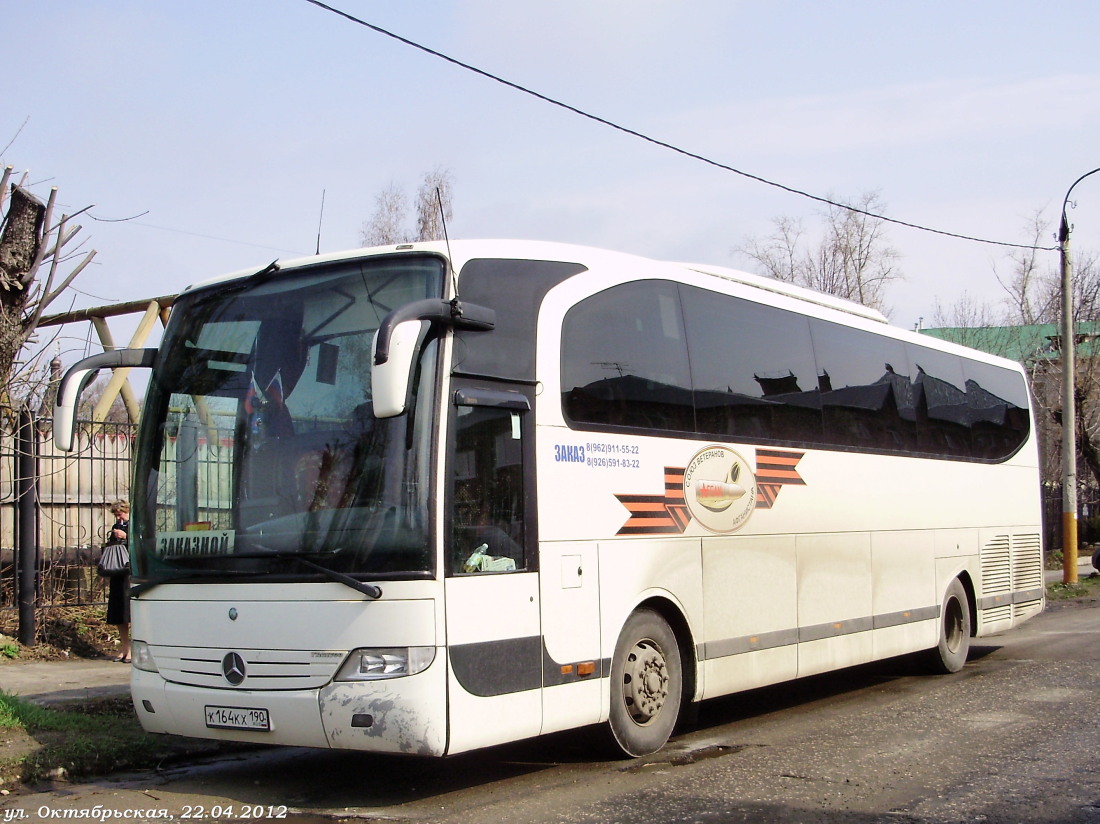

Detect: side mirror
[371, 321, 426, 418]
[53, 349, 157, 451]
[370, 298, 496, 419]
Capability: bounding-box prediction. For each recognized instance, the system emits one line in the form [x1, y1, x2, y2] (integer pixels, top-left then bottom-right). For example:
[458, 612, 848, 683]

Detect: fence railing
[0, 413, 136, 614]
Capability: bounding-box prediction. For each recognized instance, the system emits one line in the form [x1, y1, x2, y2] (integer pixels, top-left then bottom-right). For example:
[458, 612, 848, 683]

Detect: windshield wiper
[132, 550, 383, 600]
[230, 548, 383, 600]
[245, 259, 280, 285]
[291, 555, 383, 600]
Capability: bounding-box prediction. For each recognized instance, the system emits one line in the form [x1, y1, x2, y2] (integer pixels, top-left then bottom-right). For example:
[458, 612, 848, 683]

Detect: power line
[302, 0, 1058, 253]
[128, 221, 308, 256]
[89, 209, 150, 223]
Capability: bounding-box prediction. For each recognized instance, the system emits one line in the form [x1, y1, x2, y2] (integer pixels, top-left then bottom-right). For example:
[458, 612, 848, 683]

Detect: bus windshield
[132, 255, 444, 583]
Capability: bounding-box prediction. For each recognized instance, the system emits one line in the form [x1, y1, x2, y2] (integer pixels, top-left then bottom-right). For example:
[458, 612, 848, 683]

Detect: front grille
[152, 646, 343, 689]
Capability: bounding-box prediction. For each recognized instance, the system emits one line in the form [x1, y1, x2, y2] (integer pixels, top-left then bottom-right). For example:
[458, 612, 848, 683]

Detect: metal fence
[0, 412, 136, 615]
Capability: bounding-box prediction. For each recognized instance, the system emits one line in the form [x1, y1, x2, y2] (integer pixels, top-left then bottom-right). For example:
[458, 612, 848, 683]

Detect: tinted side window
[559, 280, 1030, 463]
[906, 344, 971, 457]
[811, 319, 916, 451]
[453, 258, 587, 382]
[562, 281, 694, 432]
[681, 286, 822, 445]
[962, 359, 1030, 460]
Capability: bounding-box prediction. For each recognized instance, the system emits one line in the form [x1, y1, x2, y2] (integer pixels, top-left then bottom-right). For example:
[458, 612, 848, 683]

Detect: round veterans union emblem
[683, 446, 756, 533]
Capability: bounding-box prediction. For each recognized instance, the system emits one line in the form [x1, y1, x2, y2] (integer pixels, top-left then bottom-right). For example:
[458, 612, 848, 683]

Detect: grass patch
[0, 692, 251, 792]
[0, 691, 164, 788]
[1046, 573, 1100, 601]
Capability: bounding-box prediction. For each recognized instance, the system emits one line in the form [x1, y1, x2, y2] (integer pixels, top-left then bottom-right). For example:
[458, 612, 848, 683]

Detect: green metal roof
[920, 322, 1100, 363]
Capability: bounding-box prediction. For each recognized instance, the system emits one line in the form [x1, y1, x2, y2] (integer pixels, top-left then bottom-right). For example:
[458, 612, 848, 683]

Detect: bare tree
[361, 168, 455, 248]
[414, 167, 453, 243]
[930, 291, 1003, 342]
[361, 181, 410, 247]
[0, 166, 96, 404]
[738, 215, 803, 284]
[77, 376, 127, 422]
[737, 191, 903, 316]
[985, 209, 1100, 328]
[991, 210, 1055, 325]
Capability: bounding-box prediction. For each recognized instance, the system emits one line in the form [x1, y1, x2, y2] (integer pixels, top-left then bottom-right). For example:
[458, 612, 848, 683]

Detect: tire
[923, 578, 971, 674]
[604, 609, 683, 758]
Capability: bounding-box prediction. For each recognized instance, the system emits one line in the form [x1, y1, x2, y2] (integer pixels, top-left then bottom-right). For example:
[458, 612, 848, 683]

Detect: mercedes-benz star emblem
[222, 652, 246, 686]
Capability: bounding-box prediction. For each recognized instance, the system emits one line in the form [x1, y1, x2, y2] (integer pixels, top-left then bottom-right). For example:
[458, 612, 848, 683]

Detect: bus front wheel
[604, 609, 683, 758]
[923, 578, 971, 674]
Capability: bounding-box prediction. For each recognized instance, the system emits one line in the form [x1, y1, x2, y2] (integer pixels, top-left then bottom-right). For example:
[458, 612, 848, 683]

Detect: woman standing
[105, 500, 131, 663]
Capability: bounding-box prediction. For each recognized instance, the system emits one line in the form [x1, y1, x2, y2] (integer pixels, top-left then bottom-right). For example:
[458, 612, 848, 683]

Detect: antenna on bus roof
[436, 186, 458, 297]
[315, 189, 326, 255]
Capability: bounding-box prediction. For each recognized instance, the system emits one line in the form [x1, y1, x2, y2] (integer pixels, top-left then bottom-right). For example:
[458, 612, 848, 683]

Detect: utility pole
[1059, 168, 1100, 584]
[1060, 208, 1078, 585]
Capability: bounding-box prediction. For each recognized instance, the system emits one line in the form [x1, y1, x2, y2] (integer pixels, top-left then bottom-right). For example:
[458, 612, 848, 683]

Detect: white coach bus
[54, 240, 1043, 758]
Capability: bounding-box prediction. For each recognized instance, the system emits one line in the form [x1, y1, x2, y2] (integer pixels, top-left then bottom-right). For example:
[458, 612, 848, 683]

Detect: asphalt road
[4, 596, 1099, 824]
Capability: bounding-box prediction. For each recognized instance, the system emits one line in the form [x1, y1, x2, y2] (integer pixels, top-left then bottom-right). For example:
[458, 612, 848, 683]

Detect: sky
[6, 1, 1100, 376]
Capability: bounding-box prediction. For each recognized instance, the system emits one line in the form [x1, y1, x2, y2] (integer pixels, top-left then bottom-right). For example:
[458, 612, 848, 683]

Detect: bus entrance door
[444, 397, 542, 754]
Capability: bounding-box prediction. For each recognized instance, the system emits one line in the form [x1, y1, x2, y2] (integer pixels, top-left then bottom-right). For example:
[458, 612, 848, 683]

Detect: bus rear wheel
[923, 578, 971, 674]
[604, 609, 683, 757]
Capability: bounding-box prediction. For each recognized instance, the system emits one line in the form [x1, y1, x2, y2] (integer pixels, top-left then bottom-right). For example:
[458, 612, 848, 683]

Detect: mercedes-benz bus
[54, 240, 1043, 757]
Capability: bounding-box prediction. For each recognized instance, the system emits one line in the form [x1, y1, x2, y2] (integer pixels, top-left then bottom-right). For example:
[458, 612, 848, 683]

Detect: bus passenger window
[681, 286, 821, 445]
[561, 281, 694, 433]
[451, 406, 527, 574]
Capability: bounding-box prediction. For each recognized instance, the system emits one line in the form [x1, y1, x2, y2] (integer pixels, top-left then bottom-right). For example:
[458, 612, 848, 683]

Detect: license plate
[205, 705, 270, 731]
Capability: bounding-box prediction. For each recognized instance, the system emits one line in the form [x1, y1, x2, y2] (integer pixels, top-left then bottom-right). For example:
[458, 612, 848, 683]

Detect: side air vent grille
[980, 535, 1012, 595]
[1012, 533, 1043, 592]
[979, 532, 1044, 628]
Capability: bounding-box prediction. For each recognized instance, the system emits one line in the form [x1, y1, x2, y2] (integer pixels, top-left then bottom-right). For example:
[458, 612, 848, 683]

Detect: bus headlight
[334, 647, 435, 681]
[131, 641, 159, 673]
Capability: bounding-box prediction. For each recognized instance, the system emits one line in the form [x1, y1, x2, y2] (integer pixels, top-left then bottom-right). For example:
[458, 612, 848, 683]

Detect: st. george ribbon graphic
[615, 447, 805, 536]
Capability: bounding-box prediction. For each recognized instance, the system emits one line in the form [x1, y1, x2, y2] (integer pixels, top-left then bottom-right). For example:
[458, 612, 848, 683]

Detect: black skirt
[106, 573, 131, 625]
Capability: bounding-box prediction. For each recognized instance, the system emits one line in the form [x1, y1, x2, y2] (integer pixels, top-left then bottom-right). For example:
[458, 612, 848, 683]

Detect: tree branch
[38, 249, 96, 315]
